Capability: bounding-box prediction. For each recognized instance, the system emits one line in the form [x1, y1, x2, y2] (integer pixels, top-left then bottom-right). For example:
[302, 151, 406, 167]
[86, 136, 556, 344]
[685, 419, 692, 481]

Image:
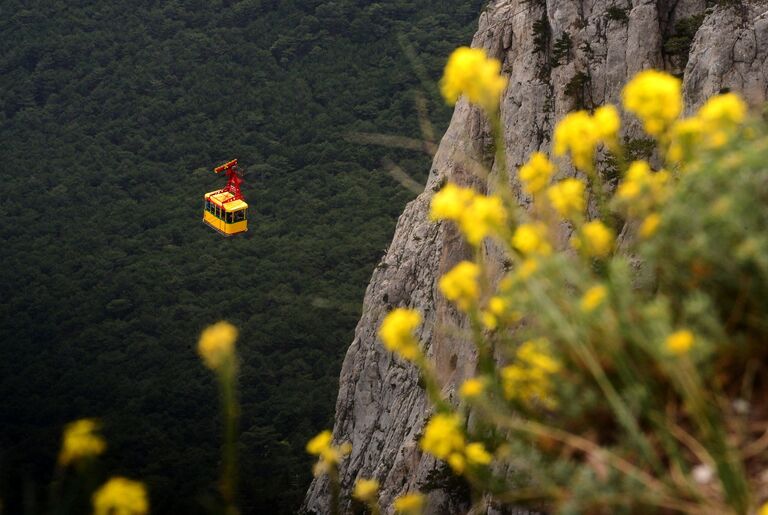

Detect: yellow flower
[447, 453, 466, 473]
[440, 47, 507, 112]
[465, 442, 493, 465]
[616, 161, 670, 216]
[58, 419, 106, 466]
[697, 92, 748, 148]
[512, 223, 551, 256]
[92, 477, 148, 515]
[458, 194, 507, 245]
[439, 261, 480, 311]
[312, 442, 352, 476]
[757, 501, 768, 515]
[488, 296, 507, 315]
[553, 110, 599, 170]
[430, 183, 474, 222]
[547, 178, 585, 220]
[198, 321, 238, 370]
[353, 478, 380, 502]
[519, 152, 554, 195]
[502, 339, 561, 409]
[572, 220, 614, 258]
[639, 213, 661, 238]
[593, 105, 621, 150]
[553, 105, 622, 169]
[617, 160, 651, 201]
[480, 295, 510, 330]
[307, 430, 351, 475]
[420, 413, 465, 463]
[621, 70, 682, 136]
[481, 311, 498, 330]
[430, 184, 506, 245]
[667, 117, 703, 163]
[459, 378, 486, 399]
[378, 308, 421, 360]
[666, 329, 695, 355]
[306, 430, 333, 456]
[517, 339, 561, 374]
[515, 258, 539, 280]
[698, 92, 746, 126]
[580, 285, 608, 313]
[394, 493, 425, 514]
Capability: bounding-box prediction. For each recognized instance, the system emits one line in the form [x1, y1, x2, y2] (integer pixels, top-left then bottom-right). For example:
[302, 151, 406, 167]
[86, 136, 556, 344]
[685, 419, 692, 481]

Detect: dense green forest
[0, 0, 483, 513]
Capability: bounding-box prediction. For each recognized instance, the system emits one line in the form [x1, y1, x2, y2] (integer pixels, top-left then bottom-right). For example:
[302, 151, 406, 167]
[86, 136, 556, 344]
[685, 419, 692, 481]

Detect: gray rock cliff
[303, 1, 768, 513]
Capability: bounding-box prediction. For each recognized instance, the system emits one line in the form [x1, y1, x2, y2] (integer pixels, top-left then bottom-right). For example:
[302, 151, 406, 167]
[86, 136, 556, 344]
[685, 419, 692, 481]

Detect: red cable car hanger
[213, 159, 244, 203]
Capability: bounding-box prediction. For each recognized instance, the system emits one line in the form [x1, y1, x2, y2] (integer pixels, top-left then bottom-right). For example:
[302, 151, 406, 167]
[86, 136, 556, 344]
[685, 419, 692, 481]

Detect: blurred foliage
[663, 13, 706, 72]
[0, 0, 484, 513]
[367, 61, 768, 514]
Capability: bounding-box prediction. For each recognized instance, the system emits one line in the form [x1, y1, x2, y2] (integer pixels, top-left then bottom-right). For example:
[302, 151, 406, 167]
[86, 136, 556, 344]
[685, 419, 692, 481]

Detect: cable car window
[233, 210, 245, 222]
[226, 212, 234, 224]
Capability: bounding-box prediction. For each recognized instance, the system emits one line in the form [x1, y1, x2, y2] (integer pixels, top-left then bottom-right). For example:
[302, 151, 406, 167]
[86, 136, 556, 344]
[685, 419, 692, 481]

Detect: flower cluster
[58, 418, 106, 466]
[379, 308, 422, 360]
[665, 329, 695, 356]
[394, 493, 425, 514]
[459, 377, 486, 398]
[438, 261, 480, 311]
[668, 92, 748, 162]
[519, 152, 555, 195]
[440, 47, 508, 112]
[92, 477, 148, 515]
[353, 478, 380, 503]
[571, 220, 614, 258]
[613, 160, 671, 237]
[512, 222, 551, 257]
[306, 429, 352, 477]
[480, 295, 514, 330]
[580, 284, 608, 313]
[553, 105, 620, 170]
[198, 321, 238, 370]
[546, 178, 586, 220]
[615, 161, 670, 208]
[501, 339, 561, 409]
[420, 413, 492, 474]
[621, 70, 682, 136]
[430, 183, 506, 245]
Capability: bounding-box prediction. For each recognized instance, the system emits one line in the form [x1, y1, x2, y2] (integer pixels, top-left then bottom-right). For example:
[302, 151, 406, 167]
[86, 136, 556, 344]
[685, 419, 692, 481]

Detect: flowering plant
[312, 47, 768, 514]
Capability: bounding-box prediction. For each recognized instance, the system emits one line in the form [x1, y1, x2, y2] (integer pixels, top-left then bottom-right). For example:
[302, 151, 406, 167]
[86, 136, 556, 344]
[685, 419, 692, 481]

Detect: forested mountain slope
[0, 1, 483, 513]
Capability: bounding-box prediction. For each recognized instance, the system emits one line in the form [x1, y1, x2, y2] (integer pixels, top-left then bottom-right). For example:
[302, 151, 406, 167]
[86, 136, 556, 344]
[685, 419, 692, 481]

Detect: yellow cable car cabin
[202, 159, 248, 236]
[203, 190, 248, 236]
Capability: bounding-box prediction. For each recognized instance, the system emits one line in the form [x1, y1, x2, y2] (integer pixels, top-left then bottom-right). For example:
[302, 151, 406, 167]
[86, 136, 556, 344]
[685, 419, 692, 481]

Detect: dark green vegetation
[663, 13, 706, 71]
[605, 6, 629, 23]
[550, 31, 572, 68]
[0, 1, 483, 513]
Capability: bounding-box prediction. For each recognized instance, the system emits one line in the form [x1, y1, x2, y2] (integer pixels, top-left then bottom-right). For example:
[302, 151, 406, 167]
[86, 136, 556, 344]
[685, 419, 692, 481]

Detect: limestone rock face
[303, 1, 768, 513]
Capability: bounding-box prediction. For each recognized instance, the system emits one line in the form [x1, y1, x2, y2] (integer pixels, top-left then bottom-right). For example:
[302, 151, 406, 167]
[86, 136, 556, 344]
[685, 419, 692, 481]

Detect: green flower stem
[367, 499, 382, 515]
[672, 360, 749, 514]
[329, 466, 340, 515]
[472, 401, 698, 512]
[526, 278, 665, 475]
[588, 163, 612, 222]
[217, 358, 240, 515]
[490, 111, 517, 209]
